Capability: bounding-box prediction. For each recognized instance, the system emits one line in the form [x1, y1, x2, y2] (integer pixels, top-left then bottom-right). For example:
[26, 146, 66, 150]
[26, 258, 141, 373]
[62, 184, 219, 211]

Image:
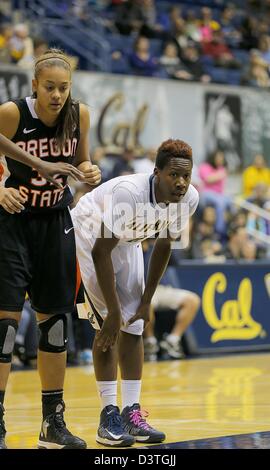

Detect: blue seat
[226, 69, 241, 86]
[232, 49, 249, 65]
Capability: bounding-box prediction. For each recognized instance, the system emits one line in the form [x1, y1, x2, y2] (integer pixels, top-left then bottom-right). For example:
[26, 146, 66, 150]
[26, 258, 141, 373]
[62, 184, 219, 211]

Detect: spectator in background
[185, 9, 201, 44]
[241, 53, 270, 88]
[191, 205, 224, 260]
[9, 23, 33, 63]
[241, 239, 259, 260]
[225, 224, 249, 259]
[0, 23, 13, 63]
[242, 154, 270, 197]
[256, 34, 270, 67]
[202, 29, 241, 68]
[129, 35, 159, 76]
[139, 0, 171, 41]
[219, 5, 242, 47]
[159, 41, 193, 81]
[199, 150, 231, 235]
[115, 0, 144, 35]
[180, 43, 211, 82]
[168, 5, 183, 35]
[199, 7, 220, 44]
[229, 209, 248, 229]
[171, 17, 190, 51]
[143, 285, 200, 361]
[246, 183, 269, 208]
[17, 37, 48, 69]
[240, 16, 259, 51]
[142, 240, 200, 361]
[111, 146, 135, 178]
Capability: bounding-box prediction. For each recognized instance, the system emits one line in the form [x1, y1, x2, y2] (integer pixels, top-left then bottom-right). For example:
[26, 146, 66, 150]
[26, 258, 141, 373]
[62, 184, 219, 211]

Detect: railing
[234, 196, 270, 245]
[17, 0, 111, 72]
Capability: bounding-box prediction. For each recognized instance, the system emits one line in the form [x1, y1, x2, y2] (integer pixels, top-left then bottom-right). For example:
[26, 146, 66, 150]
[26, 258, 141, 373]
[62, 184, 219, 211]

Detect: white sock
[121, 380, 141, 409]
[96, 381, 117, 410]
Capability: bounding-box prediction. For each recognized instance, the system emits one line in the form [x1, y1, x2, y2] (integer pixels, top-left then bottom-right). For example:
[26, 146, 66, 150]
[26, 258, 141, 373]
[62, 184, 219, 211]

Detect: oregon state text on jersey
[3, 97, 80, 212]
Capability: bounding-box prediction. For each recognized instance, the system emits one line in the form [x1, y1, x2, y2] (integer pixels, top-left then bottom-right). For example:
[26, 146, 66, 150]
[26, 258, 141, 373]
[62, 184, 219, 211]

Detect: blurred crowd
[2, 0, 270, 86]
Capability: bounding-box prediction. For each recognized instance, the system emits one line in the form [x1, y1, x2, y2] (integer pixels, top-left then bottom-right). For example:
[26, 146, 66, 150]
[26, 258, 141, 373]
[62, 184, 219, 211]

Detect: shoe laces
[52, 402, 72, 436]
[107, 411, 123, 433]
[129, 408, 151, 430]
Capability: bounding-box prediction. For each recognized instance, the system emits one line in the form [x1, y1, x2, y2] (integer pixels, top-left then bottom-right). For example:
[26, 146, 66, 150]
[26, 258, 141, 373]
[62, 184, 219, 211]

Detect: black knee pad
[38, 314, 67, 353]
[0, 318, 18, 363]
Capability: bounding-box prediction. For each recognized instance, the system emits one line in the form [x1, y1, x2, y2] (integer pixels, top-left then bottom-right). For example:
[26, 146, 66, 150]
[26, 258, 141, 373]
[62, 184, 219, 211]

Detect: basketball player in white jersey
[72, 138, 199, 447]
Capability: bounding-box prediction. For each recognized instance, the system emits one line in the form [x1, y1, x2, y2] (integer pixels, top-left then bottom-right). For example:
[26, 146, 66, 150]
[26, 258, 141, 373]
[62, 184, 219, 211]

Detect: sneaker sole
[37, 440, 86, 449]
[134, 435, 166, 443]
[96, 435, 135, 447]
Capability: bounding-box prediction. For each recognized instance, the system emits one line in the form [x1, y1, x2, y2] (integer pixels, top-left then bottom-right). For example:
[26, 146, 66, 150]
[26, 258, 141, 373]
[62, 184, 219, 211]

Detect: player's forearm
[0, 133, 42, 170]
[142, 239, 172, 304]
[92, 250, 122, 316]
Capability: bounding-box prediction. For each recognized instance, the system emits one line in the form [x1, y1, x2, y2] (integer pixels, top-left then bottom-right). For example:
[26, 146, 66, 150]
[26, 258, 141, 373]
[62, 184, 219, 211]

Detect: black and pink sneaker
[121, 403, 165, 443]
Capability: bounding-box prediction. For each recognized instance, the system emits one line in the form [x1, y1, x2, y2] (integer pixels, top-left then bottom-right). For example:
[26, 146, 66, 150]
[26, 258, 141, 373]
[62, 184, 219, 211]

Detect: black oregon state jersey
[4, 97, 80, 212]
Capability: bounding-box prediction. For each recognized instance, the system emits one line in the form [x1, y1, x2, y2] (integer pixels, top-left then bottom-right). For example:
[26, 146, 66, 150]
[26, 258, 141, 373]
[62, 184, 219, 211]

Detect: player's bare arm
[74, 103, 101, 185]
[128, 236, 172, 327]
[91, 223, 122, 351]
[0, 103, 84, 188]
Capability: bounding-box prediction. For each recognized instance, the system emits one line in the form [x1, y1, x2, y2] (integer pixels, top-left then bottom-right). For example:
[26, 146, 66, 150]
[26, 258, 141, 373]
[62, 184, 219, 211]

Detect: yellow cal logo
[202, 272, 263, 342]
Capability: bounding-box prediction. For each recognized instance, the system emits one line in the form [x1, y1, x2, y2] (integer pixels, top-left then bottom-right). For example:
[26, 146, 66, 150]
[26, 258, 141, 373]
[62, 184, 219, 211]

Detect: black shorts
[0, 208, 83, 314]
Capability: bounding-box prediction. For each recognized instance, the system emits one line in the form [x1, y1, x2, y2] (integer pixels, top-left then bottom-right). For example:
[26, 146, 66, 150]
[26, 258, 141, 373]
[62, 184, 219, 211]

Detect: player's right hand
[96, 313, 121, 352]
[0, 187, 26, 214]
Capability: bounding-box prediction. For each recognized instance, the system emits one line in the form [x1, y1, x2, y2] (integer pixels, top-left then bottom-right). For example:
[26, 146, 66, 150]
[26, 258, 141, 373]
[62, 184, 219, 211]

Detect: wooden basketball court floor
[4, 352, 270, 449]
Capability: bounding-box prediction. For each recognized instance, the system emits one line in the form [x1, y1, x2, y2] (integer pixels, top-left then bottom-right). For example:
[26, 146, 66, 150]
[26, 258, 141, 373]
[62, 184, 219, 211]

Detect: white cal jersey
[72, 173, 199, 246]
[72, 174, 199, 335]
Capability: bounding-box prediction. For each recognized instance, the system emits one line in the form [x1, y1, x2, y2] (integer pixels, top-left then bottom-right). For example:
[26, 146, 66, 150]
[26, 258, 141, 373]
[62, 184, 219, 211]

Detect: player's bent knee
[190, 293, 201, 311]
[0, 318, 18, 363]
[38, 314, 67, 353]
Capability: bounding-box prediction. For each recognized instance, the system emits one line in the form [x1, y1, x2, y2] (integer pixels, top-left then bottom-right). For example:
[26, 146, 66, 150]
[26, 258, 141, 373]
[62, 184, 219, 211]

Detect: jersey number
[31, 171, 63, 187]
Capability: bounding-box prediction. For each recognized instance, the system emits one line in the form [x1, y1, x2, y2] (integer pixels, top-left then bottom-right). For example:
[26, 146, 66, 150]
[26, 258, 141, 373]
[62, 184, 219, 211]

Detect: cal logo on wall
[202, 272, 264, 342]
[176, 263, 270, 354]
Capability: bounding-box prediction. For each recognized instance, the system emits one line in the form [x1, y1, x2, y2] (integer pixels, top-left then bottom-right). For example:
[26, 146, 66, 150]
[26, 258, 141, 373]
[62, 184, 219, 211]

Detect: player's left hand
[127, 302, 151, 330]
[79, 164, 101, 186]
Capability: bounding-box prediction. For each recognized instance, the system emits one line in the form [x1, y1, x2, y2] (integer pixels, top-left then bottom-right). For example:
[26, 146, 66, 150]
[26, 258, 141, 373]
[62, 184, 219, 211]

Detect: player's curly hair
[155, 139, 193, 169]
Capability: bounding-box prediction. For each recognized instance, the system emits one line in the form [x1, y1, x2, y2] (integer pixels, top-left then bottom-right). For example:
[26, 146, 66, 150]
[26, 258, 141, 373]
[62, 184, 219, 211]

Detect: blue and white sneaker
[96, 405, 135, 447]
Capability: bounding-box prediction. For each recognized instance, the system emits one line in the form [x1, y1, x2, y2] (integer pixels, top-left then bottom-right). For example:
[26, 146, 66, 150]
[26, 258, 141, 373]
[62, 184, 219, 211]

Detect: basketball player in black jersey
[0, 132, 84, 189]
[0, 49, 101, 449]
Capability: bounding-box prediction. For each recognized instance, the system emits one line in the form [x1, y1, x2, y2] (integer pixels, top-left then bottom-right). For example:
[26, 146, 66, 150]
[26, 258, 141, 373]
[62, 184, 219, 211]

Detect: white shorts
[151, 285, 192, 311]
[73, 218, 145, 336]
